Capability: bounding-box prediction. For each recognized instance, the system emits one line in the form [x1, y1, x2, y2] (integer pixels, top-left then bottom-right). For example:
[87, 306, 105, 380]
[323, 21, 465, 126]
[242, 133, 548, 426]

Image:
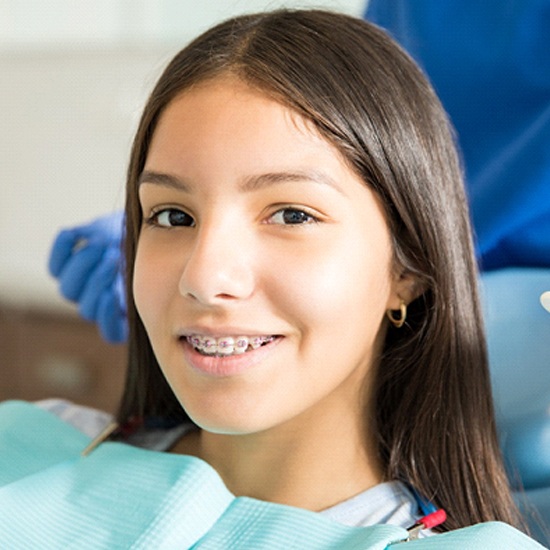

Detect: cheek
[269, 236, 392, 335]
[132, 240, 171, 329]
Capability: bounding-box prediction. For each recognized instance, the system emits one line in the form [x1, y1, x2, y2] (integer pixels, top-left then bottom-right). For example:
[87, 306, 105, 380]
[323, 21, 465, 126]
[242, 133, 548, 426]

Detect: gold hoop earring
[387, 300, 407, 328]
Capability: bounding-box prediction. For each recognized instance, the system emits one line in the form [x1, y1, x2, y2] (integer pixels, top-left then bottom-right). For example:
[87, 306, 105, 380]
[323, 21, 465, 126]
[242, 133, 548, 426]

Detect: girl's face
[134, 77, 410, 435]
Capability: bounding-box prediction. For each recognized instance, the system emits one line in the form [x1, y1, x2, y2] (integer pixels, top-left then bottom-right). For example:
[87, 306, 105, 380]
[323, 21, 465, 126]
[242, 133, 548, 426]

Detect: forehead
[155, 76, 325, 144]
[145, 76, 353, 181]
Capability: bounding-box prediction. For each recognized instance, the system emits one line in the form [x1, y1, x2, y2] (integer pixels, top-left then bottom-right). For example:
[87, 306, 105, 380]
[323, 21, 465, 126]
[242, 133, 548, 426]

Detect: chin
[191, 417, 263, 436]
[186, 400, 290, 437]
[181, 401, 265, 436]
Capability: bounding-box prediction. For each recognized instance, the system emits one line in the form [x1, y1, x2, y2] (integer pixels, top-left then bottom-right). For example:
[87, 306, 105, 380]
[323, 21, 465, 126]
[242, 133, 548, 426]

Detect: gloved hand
[48, 212, 127, 343]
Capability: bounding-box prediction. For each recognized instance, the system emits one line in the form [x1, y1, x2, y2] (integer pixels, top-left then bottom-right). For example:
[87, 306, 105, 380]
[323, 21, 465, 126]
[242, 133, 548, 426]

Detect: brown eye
[153, 209, 195, 227]
[270, 208, 316, 225]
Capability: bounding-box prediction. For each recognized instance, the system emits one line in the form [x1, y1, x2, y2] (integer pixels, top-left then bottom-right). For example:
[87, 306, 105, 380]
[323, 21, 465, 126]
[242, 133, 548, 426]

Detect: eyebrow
[138, 171, 192, 192]
[138, 169, 346, 195]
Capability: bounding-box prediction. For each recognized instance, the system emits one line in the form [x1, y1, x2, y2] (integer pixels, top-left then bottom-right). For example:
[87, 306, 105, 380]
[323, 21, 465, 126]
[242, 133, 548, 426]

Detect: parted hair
[119, 9, 522, 532]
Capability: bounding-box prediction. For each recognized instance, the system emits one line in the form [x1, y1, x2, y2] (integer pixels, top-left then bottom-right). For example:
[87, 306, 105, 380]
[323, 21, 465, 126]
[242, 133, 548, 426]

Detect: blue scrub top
[365, 0, 550, 270]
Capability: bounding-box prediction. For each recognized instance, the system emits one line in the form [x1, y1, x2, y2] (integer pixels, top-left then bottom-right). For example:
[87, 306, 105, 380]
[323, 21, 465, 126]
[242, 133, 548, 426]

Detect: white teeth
[189, 335, 203, 349]
[202, 337, 217, 353]
[249, 336, 264, 350]
[186, 334, 274, 356]
[216, 337, 234, 355]
[234, 337, 249, 354]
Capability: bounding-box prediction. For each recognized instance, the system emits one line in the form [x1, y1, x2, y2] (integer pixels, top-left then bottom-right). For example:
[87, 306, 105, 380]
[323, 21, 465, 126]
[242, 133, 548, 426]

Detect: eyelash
[144, 206, 320, 228]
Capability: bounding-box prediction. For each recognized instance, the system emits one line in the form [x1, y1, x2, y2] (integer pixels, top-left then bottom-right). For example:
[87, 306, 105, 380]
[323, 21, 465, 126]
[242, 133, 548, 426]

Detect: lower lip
[180, 337, 282, 377]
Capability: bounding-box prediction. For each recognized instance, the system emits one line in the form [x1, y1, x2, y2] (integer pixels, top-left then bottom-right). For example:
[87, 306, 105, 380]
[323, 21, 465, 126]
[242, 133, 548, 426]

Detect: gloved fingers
[57, 241, 106, 302]
[48, 228, 84, 277]
[78, 247, 120, 322]
[96, 288, 129, 344]
[49, 212, 124, 278]
[49, 211, 127, 342]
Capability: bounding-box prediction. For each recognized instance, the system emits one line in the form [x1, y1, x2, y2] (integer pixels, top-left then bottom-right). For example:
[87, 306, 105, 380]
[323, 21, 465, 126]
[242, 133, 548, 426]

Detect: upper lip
[178, 327, 280, 338]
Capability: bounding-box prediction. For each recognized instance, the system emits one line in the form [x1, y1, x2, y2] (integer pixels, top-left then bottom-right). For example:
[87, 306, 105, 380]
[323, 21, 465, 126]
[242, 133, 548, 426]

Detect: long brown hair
[119, 9, 522, 531]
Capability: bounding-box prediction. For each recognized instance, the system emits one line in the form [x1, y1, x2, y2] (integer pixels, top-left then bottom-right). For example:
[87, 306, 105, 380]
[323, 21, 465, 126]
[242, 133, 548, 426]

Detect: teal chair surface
[481, 268, 550, 544]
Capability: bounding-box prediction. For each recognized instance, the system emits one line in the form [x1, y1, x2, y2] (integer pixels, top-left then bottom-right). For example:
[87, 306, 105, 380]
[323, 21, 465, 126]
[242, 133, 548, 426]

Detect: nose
[179, 219, 255, 304]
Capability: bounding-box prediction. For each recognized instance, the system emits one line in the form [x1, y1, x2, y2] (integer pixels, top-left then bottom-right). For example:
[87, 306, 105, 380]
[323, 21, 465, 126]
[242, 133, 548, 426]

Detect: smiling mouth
[185, 334, 278, 357]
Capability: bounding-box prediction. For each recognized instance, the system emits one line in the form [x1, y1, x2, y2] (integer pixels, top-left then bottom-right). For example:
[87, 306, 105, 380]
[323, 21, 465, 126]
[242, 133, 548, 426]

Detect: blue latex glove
[48, 212, 127, 343]
[366, 0, 550, 271]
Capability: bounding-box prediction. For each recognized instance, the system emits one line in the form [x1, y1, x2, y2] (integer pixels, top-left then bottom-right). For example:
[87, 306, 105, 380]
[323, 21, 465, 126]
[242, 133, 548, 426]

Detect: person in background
[366, 0, 550, 270]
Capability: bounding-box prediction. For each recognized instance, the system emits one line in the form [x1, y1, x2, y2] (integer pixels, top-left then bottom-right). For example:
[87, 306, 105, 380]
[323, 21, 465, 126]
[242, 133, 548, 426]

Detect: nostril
[215, 293, 240, 300]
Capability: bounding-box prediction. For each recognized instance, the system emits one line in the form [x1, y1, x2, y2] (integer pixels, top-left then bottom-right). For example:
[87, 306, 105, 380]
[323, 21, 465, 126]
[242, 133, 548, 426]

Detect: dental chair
[481, 268, 550, 544]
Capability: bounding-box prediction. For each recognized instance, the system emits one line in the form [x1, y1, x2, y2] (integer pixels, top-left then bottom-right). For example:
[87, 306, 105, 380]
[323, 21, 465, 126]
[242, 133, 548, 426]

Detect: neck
[175, 402, 383, 511]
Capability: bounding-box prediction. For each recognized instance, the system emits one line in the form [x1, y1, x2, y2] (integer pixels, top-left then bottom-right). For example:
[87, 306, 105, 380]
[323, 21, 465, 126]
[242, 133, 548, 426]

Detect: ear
[387, 268, 425, 310]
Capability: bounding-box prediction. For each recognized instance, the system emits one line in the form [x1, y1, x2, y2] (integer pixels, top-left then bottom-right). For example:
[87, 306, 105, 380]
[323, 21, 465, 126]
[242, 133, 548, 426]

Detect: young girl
[115, 7, 522, 532]
[22, 8, 534, 542]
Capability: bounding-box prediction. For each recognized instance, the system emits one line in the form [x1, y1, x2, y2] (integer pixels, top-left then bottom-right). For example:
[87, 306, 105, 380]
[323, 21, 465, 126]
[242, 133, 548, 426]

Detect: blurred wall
[0, 0, 364, 310]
